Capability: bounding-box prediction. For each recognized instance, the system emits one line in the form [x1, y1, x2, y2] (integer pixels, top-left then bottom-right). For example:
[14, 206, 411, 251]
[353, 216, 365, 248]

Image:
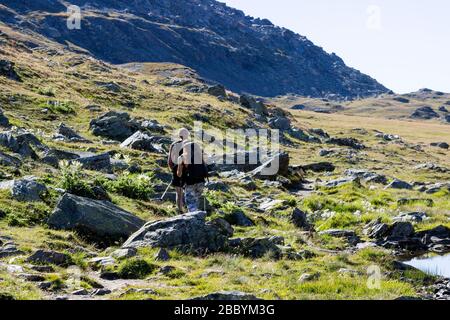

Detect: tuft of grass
[117, 258, 157, 279]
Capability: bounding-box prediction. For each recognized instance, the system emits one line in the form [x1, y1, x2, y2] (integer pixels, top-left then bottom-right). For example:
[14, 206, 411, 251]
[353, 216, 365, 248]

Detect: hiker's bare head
[178, 128, 190, 140]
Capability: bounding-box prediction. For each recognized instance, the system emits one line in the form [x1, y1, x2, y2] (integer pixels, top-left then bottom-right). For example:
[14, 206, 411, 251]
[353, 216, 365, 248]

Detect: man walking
[177, 141, 208, 212]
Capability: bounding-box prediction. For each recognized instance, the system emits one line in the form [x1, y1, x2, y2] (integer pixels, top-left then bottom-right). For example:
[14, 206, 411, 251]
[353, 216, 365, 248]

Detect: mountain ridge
[0, 0, 389, 98]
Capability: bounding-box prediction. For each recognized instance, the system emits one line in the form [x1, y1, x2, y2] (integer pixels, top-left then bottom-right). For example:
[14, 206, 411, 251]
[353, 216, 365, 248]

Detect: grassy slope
[0, 23, 449, 300]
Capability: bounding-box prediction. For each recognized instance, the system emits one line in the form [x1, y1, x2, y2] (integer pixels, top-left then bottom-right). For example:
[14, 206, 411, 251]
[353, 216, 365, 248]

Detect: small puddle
[404, 253, 450, 278]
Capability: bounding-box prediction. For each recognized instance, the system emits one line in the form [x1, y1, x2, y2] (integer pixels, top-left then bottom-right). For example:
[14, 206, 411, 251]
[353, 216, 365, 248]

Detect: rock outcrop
[123, 211, 233, 253]
[48, 194, 145, 245]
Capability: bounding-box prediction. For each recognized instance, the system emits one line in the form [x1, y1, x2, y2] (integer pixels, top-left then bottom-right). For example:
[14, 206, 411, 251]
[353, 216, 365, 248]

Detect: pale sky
[222, 0, 450, 94]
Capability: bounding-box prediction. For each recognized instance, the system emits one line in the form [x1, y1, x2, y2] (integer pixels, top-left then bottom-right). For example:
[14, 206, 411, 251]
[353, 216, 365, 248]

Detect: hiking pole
[160, 180, 173, 201]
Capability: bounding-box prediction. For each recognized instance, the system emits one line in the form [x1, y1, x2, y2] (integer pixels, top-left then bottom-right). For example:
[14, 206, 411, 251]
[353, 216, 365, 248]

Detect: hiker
[177, 141, 209, 212]
[168, 128, 190, 213]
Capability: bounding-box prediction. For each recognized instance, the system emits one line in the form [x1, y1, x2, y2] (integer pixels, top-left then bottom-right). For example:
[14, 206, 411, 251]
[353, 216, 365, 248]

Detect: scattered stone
[18, 273, 46, 282]
[439, 106, 448, 113]
[123, 211, 233, 253]
[0, 242, 23, 258]
[268, 116, 291, 131]
[111, 248, 137, 259]
[319, 229, 360, 245]
[322, 176, 357, 188]
[88, 256, 116, 269]
[239, 95, 268, 116]
[250, 152, 289, 179]
[0, 59, 21, 81]
[393, 212, 428, 223]
[414, 163, 449, 173]
[120, 131, 166, 153]
[207, 84, 227, 98]
[154, 248, 170, 262]
[0, 130, 47, 159]
[326, 137, 365, 150]
[290, 208, 312, 230]
[75, 153, 112, 172]
[53, 123, 90, 143]
[393, 97, 410, 103]
[223, 210, 254, 227]
[345, 169, 388, 184]
[229, 237, 283, 259]
[26, 250, 71, 266]
[205, 181, 230, 192]
[48, 193, 145, 245]
[0, 109, 11, 128]
[72, 289, 90, 296]
[430, 142, 449, 150]
[192, 291, 261, 301]
[411, 106, 439, 119]
[385, 179, 413, 190]
[0, 176, 47, 202]
[302, 162, 335, 173]
[90, 111, 141, 141]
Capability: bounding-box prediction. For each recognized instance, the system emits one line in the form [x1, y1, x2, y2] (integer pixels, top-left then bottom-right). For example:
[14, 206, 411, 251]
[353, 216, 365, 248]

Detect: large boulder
[48, 194, 145, 245]
[122, 211, 233, 253]
[26, 249, 71, 266]
[89, 111, 141, 141]
[0, 177, 47, 202]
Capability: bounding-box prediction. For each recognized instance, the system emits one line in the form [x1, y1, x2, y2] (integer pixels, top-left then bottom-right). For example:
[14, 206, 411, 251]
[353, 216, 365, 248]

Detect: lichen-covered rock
[0, 176, 47, 202]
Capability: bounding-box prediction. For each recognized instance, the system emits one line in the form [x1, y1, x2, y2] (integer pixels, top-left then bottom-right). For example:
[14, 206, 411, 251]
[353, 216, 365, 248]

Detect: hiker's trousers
[185, 183, 204, 212]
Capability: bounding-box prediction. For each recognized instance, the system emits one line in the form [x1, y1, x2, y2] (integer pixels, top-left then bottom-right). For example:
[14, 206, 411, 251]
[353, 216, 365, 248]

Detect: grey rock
[192, 291, 261, 301]
[205, 181, 230, 192]
[430, 142, 449, 149]
[207, 84, 227, 98]
[393, 212, 428, 223]
[26, 250, 71, 266]
[302, 162, 335, 173]
[90, 111, 141, 141]
[0, 177, 47, 202]
[250, 152, 289, 179]
[345, 169, 388, 184]
[239, 95, 268, 116]
[154, 248, 170, 261]
[75, 153, 112, 172]
[0, 243, 23, 259]
[0, 109, 11, 128]
[123, 211, 233, 253]
[386, 179, 413, 190]
[0, 151, 21, 167]
[411, 106, 439, 119]
[41, 148, 79, 167]
[111, 248, 137, 259]
[389, 222, 415, 238]
[0, 130, 47, 159]
[268, 116, 291, 131]
[319, 229, 360, 245]
[326, 137, 365, 150]
[48, 194, 145, 245]
[364, 219, 389, 239]
[223, 210, 254, 227]
[0, 59, 20, 81]
[290, 208, 311, 230]
[230, 237, 283, 259]
[322, 176, 357, 188]
[120, 131, 166, 153]
[53, 123, 90, 143]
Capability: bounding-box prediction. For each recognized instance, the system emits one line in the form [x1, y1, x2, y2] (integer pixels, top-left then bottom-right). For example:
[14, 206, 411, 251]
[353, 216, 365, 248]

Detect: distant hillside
[0, 0, 389, 98]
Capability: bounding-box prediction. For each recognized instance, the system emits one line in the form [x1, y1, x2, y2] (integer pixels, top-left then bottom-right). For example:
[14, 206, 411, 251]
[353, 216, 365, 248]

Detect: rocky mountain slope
[0, 0, 389, 98]
[0, 15, 449, 301]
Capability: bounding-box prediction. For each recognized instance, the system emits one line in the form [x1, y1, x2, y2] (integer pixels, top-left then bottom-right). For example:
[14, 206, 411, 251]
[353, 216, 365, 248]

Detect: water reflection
[404, 253, 450, 278]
